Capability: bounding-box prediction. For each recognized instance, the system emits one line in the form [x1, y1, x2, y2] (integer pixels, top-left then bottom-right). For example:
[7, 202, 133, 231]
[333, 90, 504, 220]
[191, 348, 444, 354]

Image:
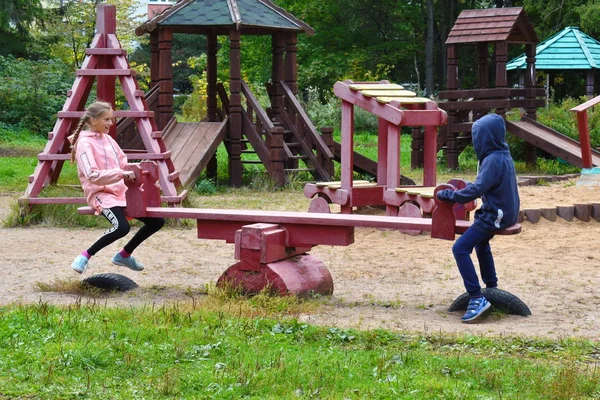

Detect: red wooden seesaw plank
[78, 206, 520, 238]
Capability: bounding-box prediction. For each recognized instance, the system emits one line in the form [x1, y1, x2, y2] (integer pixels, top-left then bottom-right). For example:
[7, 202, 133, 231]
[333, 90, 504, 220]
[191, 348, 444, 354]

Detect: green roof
[137, 0, 312, 34]
[507, 27, 600, 70]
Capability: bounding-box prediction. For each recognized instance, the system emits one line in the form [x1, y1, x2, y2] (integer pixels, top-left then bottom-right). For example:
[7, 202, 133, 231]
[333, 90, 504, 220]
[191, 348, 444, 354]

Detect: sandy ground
[2, 180, 600, 340]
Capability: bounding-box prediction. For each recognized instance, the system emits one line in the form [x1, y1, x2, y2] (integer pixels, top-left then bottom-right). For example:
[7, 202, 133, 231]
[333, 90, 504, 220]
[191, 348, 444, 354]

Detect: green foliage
[0, 123, 46, 149]
[194, 178, 217, 195]
[0, 55, 72, 134]
[36, 0, 143, 68]
[181, 54, 208, 121]
[0, 304, 599, 398]
[130, 33, 207, 94]
[0, 0, 44, 57]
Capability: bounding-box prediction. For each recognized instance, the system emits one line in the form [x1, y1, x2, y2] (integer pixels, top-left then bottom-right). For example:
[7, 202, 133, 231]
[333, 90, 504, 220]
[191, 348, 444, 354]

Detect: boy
[436, 113, 520, 322]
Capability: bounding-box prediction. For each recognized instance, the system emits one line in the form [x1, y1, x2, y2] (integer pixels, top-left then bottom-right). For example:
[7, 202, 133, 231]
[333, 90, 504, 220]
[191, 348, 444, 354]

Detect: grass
[0, 302, 599, 399]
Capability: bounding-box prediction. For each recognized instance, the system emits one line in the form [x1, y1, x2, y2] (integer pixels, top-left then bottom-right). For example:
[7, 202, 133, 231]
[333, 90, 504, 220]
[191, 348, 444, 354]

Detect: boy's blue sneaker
[71, 255, 89, 274]
[461, 296, 491, 323]
[111, 253, 144, 271]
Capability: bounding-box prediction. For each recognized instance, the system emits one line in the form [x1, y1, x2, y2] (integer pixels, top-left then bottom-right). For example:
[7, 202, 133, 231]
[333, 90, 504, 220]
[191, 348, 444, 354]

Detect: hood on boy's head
[472, 114, 509, 160]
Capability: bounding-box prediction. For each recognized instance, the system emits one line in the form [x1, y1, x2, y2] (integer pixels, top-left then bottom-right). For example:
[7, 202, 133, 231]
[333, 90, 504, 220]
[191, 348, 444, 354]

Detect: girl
[69, 101, 165, 274]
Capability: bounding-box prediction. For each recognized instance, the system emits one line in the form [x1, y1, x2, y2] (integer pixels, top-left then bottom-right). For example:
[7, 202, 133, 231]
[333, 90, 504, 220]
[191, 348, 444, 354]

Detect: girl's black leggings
[87, 206, 165, 256]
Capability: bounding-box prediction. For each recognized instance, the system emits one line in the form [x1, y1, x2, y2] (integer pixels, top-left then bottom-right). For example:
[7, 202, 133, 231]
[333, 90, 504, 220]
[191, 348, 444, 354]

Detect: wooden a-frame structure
[22, 4, 186, 205]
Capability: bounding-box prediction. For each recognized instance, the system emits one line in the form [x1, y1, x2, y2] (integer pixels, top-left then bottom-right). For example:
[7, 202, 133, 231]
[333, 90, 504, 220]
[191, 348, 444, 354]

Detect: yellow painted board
[361, 90, 416, 97]
[327, 182, 377, 189]
[396, 187, 436, 195]
[376, 96, 431, 104]
[349, 83, 404, 91]
[315, 180, 370, 188]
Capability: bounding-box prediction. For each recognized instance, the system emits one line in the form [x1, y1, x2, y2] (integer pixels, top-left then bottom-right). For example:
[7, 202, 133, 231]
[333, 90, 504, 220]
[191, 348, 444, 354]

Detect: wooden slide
[161, 118, 228, 187]
[506, 118, 600, 168]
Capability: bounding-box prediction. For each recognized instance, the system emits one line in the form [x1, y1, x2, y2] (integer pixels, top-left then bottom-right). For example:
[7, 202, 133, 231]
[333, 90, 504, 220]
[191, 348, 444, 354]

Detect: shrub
[0, 55, 72, 135]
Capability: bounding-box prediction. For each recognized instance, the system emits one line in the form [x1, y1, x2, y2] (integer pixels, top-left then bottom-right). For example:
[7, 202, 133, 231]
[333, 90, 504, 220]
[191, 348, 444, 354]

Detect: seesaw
[78, 161, 529, 316]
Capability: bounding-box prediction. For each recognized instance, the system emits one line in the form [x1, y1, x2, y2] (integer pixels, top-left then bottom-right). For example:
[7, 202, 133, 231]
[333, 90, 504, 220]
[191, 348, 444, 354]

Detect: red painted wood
[431, 184, 457, 240]
[340, 100, 354, 214]
[377, 118, 388, 185]
[57, 111, 154, 118]
[217, 254, 333, 297]
[308, 197, 331, 213]
[86, 48, 126, 55]
[385, 123, 401, 216]
[76, 69, 133, 76]
[397, 202, 422, 236]
[572, 103, 595, 169]
[333, 82, 403, 125]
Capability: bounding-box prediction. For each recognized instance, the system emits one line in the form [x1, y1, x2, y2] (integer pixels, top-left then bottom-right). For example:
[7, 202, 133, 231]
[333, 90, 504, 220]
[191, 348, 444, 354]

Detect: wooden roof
[446, 7, 538, 45]
[136, 0, 313, 36]
[507, 27, 600, 70]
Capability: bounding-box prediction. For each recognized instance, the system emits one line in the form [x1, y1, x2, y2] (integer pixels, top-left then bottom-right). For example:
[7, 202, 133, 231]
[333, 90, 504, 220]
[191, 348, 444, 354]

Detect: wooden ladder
[22, 4, 185, 206]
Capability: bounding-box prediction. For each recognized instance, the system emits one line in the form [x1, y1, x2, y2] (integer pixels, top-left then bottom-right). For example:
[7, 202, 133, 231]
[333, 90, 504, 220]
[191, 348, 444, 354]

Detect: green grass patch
[0, 303, 598, 399]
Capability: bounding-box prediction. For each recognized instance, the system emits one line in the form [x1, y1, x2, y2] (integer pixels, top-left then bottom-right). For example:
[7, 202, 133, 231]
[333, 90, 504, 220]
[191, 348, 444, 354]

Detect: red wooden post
[229, 29, 243, 187]
[385, 123, 401, 216]
[446, 44, 459, 169]
[340, 100, 354, 214]
[423, 101, 438, 187]
[149, 32, 159, 89]
[477, 43, 488, 89]
[95, 4, 116, 138]
[284, 33, 298, 95]
[206, 32, 218, 122]
[268, 126, 286, 185]
[570, 96, 600, 169]
[431, 184, 457, 240]
[157, 28, 174, 130]
[495, 42, 508, 120]
[377, 118, 388, 185]
[577, 111, 593, 169]
[271, 33, 285, 121]
[410, 127, 423, 169]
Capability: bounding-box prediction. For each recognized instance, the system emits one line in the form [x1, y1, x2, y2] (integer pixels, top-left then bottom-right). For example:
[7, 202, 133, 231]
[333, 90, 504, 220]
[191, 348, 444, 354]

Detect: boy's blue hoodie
[445, 114, 520, 231]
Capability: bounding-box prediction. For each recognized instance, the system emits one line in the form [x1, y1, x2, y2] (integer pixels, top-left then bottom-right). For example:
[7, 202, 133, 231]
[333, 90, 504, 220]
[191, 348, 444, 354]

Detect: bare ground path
[2, 180, 600, 340]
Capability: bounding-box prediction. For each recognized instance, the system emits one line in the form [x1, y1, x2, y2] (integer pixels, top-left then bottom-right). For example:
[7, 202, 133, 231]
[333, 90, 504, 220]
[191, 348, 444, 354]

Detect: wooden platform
[163, 120, 227, 187]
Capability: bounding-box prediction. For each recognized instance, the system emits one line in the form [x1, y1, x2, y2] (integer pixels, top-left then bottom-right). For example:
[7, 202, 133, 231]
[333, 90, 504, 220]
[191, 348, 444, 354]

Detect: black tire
[400, 175, 416, 186]
[448, 288, 531, 316]
[82, 273, 138, 292]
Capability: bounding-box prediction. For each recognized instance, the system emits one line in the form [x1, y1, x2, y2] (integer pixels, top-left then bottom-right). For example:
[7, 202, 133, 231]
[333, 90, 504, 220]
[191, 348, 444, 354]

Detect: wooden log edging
[515, 174, 600, 224]
[517, 203, 600, 224]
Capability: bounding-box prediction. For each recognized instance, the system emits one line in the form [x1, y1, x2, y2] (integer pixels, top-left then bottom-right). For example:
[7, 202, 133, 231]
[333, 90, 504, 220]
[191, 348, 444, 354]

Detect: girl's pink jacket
[75, 131, 128, 214]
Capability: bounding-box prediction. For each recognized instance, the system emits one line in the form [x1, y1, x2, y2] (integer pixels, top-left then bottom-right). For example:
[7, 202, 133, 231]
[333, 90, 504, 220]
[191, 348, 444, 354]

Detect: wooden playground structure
[303, 80, 477, 222]
[438, 7, 600, 170]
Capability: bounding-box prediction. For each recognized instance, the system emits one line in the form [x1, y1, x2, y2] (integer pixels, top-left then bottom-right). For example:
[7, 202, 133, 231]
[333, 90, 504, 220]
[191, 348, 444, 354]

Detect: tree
[0, 0, 44, 57]
[35, 0, 143, 69]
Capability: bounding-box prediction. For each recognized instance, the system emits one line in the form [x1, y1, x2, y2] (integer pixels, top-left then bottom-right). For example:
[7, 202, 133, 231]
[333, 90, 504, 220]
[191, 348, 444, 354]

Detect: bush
[537, 96, 600, 148]
[0, 55, 72, 135]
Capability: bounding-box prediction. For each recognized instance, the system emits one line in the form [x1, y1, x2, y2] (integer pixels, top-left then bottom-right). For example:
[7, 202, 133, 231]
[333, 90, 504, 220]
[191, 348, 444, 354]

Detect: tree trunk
[425, 0, 434, 96]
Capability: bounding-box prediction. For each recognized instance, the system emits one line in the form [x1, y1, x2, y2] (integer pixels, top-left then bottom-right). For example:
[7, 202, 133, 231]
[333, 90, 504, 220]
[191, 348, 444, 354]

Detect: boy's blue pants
[452, 225, 497, 297]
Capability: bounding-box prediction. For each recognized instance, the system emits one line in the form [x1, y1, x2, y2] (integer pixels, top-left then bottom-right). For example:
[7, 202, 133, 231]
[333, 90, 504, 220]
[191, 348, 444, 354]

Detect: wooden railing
[570, 95, 600, 169]
[438, 87, 545, 112]
[279, 82, 333, 180]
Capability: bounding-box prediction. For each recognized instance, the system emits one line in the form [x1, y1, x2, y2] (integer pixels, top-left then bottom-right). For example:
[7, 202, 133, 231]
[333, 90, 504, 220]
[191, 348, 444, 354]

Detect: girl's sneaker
[111, 253, 144, 271]
[71, 255, 89, 274]
[461, 296, 491, 323]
